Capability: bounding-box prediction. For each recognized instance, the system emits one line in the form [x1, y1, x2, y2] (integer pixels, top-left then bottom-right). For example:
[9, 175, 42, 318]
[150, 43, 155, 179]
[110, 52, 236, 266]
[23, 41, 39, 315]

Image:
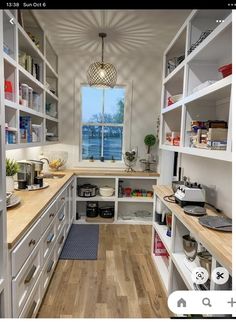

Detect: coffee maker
[17, 161, 35, 189]
[16, 160, 44, 189]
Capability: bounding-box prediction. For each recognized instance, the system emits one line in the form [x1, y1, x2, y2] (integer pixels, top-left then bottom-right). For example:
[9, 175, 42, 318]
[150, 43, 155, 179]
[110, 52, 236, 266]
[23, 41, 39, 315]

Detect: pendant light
[87, 33, 117, 88]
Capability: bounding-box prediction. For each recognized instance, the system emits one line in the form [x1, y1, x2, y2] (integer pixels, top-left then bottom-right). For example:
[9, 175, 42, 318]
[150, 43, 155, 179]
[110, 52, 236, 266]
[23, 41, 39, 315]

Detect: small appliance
[86, 201, 99, 218]
[16, 160, 35, 189]
[174, 181, 205, 207]
[77, 184, 98, 198]
[99, 206, 114, 218]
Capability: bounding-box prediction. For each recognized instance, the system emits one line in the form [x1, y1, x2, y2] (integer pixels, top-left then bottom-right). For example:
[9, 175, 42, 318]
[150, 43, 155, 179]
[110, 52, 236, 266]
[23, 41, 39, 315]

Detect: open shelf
[85, 216, 114, 224]
[118, 197, 153, 203]
[172, 253, 198, 290]
[153, 222, 171, 253]
[76, 196, 116, 202]
[152, 253, 169, 293]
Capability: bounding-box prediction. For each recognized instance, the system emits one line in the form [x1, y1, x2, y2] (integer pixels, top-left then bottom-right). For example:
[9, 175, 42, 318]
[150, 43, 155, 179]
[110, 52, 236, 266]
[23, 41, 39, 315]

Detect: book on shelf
[20, 115, 32, 143]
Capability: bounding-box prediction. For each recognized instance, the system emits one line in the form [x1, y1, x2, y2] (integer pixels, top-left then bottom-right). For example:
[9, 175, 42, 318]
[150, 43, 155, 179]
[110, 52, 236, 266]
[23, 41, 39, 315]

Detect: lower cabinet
[10, 177, 75, 318]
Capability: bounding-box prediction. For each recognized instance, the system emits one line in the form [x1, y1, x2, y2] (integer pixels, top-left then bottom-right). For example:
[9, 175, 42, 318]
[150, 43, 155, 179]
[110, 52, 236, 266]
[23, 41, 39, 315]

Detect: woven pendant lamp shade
[87, 33, 117, 88]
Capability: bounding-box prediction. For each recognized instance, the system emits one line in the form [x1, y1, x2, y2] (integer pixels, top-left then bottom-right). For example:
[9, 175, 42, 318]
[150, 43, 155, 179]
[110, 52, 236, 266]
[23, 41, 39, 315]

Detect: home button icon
[177, 298, 187, 308]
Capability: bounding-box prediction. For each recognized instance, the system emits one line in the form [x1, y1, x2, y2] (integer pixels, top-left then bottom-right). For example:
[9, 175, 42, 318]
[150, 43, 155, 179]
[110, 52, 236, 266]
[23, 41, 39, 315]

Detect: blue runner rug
[60, 224, 99, 260]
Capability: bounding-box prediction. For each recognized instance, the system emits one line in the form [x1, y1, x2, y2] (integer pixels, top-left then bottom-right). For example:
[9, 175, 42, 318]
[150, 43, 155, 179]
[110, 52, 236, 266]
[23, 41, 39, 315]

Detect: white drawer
[12, 241, 42, 318]
[11, 220, 42, 277]
[41, 219, 57, 266]
[56, 204, 66, 235]
[57, 188, 67, 211]
[55, 224, 67, 260]
[19, 277, 41, 318]
[40, 199, 58, 235]
[41, 247, 57, 296]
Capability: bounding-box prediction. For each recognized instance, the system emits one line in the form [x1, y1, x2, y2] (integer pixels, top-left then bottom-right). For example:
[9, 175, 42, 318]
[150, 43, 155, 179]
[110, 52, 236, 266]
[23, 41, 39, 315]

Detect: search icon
[202, 297, 212, 307]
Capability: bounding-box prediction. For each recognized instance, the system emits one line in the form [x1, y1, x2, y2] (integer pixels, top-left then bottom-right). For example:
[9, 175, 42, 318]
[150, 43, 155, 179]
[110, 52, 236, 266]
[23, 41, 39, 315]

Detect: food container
[5, 80, 13, 101]
[99, 186, 114, 197]
[21, 83, 29, 107]
[218, 64, 232, 78]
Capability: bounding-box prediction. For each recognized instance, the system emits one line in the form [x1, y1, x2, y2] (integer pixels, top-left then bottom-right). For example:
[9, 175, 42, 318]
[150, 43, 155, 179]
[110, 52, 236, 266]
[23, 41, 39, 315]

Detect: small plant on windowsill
[89, 156, 94, 162]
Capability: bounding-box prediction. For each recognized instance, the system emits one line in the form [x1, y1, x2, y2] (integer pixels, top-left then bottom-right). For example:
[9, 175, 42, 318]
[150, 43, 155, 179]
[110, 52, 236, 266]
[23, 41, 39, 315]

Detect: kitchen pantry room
[0, 7, 233, 319]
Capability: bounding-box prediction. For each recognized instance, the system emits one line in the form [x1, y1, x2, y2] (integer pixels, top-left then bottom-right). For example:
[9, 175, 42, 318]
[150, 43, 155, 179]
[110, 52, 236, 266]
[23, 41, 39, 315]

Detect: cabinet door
[12, 240, 42, 318]
[19, 277, 41, 318]
[11, 220, 42, 277]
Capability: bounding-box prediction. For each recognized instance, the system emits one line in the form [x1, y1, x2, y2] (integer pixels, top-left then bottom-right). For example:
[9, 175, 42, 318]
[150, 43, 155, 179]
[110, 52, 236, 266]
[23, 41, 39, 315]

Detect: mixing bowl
[182, 235, 198, 261]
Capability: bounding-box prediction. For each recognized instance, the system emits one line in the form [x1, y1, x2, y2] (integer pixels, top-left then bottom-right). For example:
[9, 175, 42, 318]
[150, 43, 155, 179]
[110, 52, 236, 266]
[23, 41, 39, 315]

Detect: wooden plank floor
[37, 225, 171, 318]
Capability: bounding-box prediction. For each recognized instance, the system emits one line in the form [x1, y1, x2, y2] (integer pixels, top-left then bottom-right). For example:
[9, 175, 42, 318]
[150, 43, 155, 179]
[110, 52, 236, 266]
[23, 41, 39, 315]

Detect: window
[81, 86, 125, 161]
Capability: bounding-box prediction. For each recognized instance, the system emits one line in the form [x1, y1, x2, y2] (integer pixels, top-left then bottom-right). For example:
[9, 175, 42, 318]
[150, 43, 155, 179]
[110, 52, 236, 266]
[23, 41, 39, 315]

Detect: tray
[15, 183, 49, 191]
[198, 215, 232, 232]
[7, 194, 21, 208]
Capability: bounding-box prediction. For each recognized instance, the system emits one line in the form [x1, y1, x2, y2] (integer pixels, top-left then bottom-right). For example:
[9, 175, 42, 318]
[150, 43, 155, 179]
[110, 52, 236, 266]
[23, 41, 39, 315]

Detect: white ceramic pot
[6, 176, 15, 193]
[99, 186, 114, 197]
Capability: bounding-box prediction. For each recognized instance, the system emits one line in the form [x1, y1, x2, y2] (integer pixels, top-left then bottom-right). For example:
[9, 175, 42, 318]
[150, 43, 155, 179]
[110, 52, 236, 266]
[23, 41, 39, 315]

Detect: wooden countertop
[153, 185, 232, 274]
[69, 168, 160, 177]
[7, 168, 159, 249]
[7, 172, 74, 249]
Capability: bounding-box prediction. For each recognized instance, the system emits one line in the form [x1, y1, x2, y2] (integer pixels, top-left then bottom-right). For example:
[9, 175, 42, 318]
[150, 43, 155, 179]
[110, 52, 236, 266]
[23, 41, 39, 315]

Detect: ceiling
[34, 10, 191, 57]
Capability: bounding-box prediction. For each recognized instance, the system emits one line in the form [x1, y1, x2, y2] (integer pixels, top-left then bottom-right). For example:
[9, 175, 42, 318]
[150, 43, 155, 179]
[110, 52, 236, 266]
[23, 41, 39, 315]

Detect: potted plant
[144, 134, 156, 154]
[6, 158, 19, 192]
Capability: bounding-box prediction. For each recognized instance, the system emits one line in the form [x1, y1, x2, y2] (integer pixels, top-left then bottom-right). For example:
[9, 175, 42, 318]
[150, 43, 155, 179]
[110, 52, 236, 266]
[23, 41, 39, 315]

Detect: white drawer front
[19, 277, 41, 318]
[12, 220, 42, 277]
[40, 199, 58, 235]
[12, 241, 42, 318]
[56, 204, 66, 235]
[55, 224, 67, 260]
[57, 188, 67, 211]
[41, 247, 57, 296]
[42, 220, 57, 266]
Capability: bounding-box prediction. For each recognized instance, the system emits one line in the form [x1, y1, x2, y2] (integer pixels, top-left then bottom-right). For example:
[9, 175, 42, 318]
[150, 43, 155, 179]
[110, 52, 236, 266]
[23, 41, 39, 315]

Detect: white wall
[180, 154, 232, 217]
[42, 53, 163, 170]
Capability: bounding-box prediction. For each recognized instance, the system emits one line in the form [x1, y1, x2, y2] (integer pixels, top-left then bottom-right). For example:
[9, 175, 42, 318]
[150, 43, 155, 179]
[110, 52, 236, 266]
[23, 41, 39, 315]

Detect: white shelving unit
[152, 185, 232, 310]
[2, 10, 59, 149]
[0, 10, 8, 317]
[75, 175, 158, 224]
[160, 9, 232, 162]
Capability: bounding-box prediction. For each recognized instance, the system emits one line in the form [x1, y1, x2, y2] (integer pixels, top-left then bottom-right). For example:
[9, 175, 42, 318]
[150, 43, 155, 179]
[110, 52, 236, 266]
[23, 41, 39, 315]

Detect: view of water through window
[81, 86, 125, 160]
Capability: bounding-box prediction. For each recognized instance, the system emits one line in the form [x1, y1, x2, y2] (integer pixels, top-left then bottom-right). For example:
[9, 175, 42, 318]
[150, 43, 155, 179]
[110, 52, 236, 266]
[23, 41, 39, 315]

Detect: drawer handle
[24, 265, 37, 284]
[26, 300, 37, 318]
[61, 197, 65, 201]
[59, 235, 64, 244]
[28, 239, 36, 247]
[46, 233, 55, 244]
[59, 214, 65, 221]
[49, 213, 55, 218]
[71, 186, 74, 190]
[47, 260, 54, 273]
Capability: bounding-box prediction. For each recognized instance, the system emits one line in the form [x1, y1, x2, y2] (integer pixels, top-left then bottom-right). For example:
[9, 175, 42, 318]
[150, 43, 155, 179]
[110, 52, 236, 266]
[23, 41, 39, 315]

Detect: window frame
[76, 81, 132, 166]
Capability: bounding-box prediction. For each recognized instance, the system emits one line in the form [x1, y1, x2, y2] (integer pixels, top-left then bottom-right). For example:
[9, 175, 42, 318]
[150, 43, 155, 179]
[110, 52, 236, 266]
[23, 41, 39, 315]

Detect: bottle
[118, 180, 123, 197]
[28, 86, 33, 108]
[21, 83, 29, 107]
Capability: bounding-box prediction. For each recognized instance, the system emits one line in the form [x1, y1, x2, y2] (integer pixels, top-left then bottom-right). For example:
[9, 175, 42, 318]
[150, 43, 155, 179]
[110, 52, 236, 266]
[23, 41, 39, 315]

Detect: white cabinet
[75, 174, 158, 224]
[160, 9, 232, 162]
[152, 186, 232, 300]
[1, 9, 59, 150]
[9, 177, 75, 317]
